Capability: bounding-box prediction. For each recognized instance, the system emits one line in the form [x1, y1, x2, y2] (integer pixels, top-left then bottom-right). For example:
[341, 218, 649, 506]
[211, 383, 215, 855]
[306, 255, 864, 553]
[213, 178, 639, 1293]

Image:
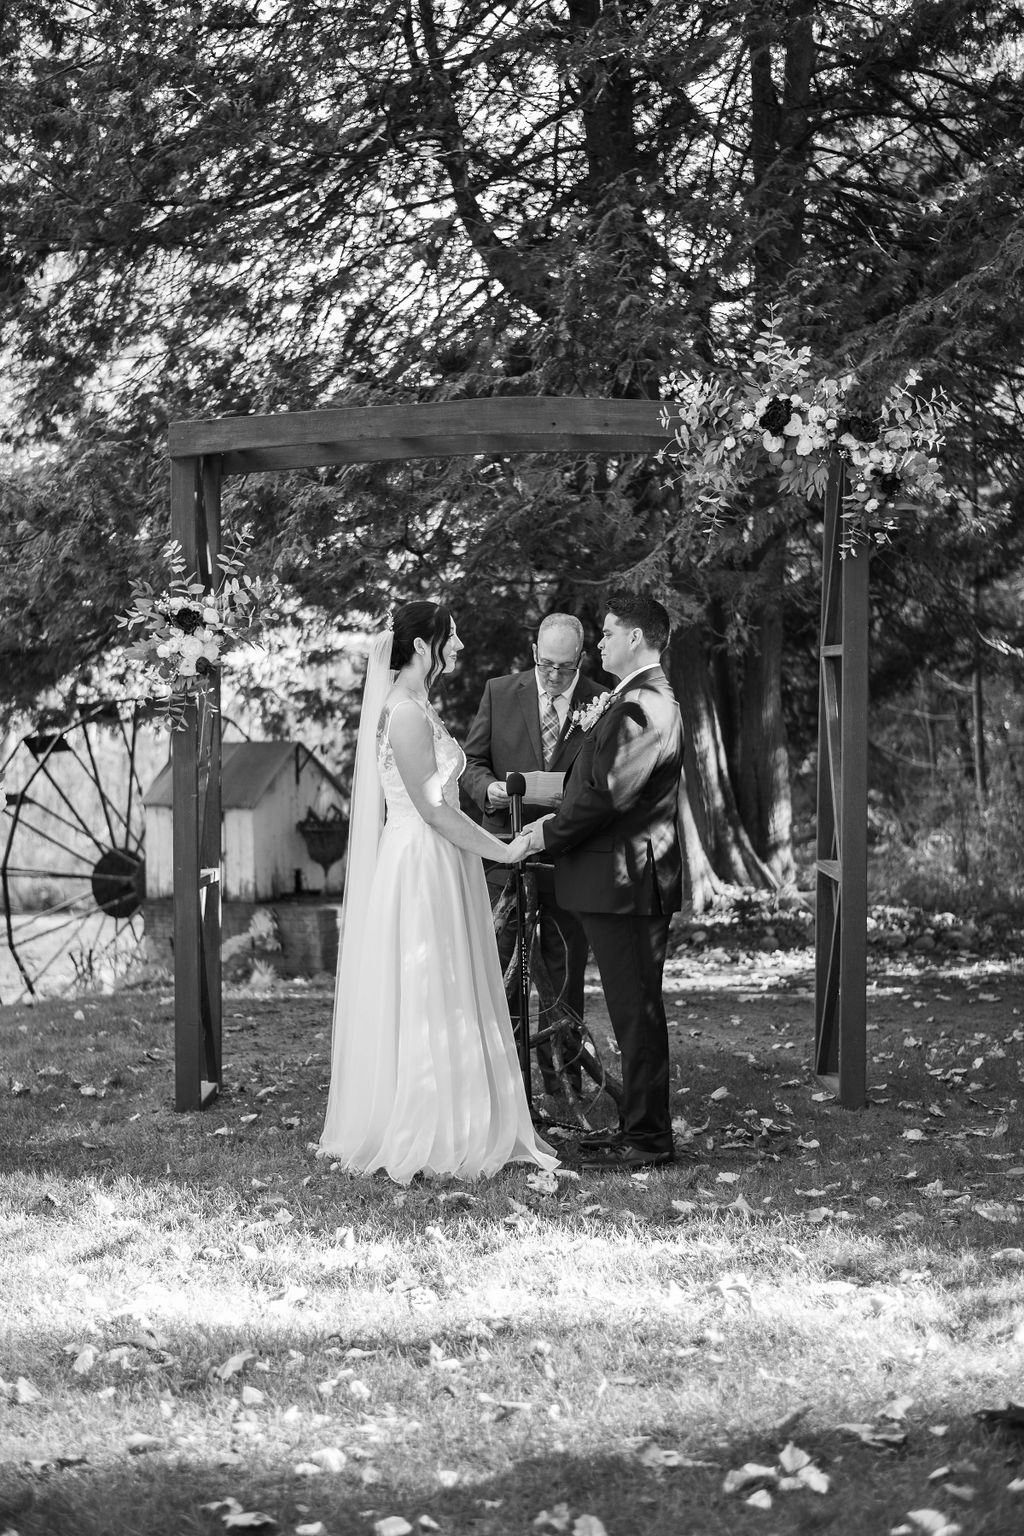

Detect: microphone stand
[505, 771, 531, 1105]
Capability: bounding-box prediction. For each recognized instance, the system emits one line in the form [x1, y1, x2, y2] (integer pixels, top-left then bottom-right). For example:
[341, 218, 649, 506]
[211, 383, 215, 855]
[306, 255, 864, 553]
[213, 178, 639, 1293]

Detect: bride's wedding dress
[319, 696, 557, 1183]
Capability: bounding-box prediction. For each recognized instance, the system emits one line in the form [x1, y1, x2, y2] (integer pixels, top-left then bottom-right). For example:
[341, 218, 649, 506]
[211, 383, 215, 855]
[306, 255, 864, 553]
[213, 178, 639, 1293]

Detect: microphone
[505, 772, 527, 836]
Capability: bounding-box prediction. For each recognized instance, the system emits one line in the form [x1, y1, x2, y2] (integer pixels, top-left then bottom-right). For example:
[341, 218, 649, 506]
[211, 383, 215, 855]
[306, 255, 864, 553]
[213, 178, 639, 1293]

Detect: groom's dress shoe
[577, 1128, 624, 1150]
[578, 1141, 674, 1171]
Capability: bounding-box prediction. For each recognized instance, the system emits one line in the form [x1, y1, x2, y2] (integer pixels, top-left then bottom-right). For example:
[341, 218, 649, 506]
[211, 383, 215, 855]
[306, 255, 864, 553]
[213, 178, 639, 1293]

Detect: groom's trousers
[580, 911, 673, 1156]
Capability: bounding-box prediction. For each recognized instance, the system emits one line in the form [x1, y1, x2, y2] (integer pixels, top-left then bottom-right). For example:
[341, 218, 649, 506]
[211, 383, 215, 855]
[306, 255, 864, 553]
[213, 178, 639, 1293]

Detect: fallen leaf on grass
[638, 1443, 683, 1470]
[308, 1447, 346, 1472]
[837, 1423, 908, 1451]
[224, 1514, 276, 1530]
[1008, 1477, 1024, 1492]
[746, 1489, 773, 1509]
[990, 1248, 1024, 1263]
[890, 1512, 962, 1536]
[778, 1443, 811, 1474]
[526, 1170, 559, 1195]
[722, 1463, 778, 1494]
[879, 1396, 914, 1422]
[726, 1193, 754, 1219]
[716, 1272, 753, 1307]
[533, 1506, 572, 1532]
[215, 1350, 256, 1382]
[295, 1524, 326, 1535]
[374, 1519, 413, 1536]
[973, 1202, 1018, 1223]
[6, 1376, 42, 1404]
[126, 1433, 162, 1454]
[572, 1518, 608, 1536]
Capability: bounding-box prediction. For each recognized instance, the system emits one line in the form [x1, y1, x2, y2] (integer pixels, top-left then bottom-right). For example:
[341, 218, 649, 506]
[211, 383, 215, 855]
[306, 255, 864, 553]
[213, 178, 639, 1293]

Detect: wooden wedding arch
[166, 397, 867, 1112]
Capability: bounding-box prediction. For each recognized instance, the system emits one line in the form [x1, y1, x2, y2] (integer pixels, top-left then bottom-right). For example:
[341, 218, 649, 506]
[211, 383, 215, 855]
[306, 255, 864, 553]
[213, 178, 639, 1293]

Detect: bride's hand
[499, 832, 534, 865]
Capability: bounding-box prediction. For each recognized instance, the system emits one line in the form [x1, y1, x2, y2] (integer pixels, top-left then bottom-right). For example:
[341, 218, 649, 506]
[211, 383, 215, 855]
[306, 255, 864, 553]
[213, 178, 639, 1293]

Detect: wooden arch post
[170, 454, 223, 1109]
[166, 399, 871, 1111]
[813, 455, 869, 1108]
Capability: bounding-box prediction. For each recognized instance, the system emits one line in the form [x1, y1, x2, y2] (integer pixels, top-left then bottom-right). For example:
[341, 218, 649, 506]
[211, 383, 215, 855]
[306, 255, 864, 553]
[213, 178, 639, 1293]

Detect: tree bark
[733, 531, 797, 885]
[668, 624, 777, 910]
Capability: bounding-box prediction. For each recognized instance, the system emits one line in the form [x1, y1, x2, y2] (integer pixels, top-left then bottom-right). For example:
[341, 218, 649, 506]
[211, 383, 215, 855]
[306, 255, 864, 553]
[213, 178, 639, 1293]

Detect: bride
[318, 601, 558, 1182]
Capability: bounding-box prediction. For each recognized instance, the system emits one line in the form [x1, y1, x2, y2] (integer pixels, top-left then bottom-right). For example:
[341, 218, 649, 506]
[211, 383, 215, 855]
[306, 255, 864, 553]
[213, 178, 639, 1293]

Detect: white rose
[723, 434, 737, 449]
[795, 436, 814, 456]
[783, 413, 804, 436]
[762, 432, 785, 453]
[740, 412, 755, 429]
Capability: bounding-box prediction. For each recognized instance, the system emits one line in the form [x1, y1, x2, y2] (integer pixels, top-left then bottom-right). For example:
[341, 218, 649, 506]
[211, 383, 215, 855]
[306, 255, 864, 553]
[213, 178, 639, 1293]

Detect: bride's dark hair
[390, 601, 453, 686]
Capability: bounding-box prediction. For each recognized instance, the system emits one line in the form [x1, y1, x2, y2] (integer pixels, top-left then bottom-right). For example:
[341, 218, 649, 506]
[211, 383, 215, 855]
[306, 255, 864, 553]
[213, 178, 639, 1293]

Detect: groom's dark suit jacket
[462, 668, 605, 834]
[541, 665, 683, 916]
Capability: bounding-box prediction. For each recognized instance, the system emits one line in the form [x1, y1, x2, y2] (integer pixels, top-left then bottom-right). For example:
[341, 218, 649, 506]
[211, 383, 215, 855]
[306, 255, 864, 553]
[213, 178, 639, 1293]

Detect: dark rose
[836, 412, 878, 445]
[876, 470, 902, 502]
[172, 603, 204, 635]
[194, 656, 214, 677]
[759, 396, 791, 435]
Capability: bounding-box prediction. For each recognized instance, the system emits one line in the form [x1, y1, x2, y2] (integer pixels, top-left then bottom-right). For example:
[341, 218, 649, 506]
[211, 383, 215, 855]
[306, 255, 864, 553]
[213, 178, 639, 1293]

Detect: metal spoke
[2, 809, 95, 864]
[2, 707, 148, 998]
[30, 760, 108, 857]
[80, 723, 119, 848]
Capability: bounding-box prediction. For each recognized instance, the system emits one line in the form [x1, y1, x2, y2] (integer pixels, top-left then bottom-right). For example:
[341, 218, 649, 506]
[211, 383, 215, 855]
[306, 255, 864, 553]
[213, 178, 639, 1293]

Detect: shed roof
[144, 741, 306, 809]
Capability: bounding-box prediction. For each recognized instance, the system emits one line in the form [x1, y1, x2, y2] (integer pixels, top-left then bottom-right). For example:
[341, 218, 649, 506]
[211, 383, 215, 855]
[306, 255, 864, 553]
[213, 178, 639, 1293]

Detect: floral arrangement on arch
[119, 530, 272, 726]
[658, 317, 949, 552]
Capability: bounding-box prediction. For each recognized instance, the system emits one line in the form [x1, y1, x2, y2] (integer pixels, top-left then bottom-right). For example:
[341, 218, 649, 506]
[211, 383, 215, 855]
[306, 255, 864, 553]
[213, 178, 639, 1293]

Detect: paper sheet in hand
[522, 770, 565, 806]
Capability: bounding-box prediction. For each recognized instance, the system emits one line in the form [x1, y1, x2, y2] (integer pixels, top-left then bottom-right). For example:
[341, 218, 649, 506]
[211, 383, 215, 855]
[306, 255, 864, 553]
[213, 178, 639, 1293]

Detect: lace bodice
[376, 697, 466, 826]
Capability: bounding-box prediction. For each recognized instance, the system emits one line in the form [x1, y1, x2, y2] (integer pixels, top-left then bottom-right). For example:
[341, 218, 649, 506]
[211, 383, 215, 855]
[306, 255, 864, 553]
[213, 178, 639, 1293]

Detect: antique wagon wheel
[494, 871, 623, 1130]
[0, 701, 149, 1002]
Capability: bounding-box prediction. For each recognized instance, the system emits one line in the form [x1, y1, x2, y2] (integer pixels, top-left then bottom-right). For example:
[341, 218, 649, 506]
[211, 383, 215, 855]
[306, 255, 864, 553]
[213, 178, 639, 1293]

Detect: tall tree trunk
[733, 532, 796, 884]
[668, 625, 776, 911]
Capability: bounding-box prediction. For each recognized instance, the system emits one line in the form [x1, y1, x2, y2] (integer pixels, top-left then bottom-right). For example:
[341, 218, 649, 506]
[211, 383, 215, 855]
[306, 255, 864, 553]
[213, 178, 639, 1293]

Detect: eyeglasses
[535, 655, 580, 677]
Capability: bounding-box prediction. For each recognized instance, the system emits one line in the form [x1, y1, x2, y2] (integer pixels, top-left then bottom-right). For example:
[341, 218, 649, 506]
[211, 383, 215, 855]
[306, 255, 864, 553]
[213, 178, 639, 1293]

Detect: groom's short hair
[606, 589, 671, 653]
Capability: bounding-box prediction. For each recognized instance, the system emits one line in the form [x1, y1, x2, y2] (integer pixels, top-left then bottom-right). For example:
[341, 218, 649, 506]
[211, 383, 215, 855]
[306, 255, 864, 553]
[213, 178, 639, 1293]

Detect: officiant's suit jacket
[541, 666, 683, 917]
[462, 668, 605, 835]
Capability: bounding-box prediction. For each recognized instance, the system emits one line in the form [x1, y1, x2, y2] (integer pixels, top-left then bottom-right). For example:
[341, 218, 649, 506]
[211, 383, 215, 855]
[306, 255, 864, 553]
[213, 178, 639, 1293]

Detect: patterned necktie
[541, 692, 561, 768]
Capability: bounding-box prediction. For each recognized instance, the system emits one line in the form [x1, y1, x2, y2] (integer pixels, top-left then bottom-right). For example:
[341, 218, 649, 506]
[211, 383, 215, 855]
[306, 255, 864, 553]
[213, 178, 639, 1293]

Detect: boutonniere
[570, 692, 614, 732]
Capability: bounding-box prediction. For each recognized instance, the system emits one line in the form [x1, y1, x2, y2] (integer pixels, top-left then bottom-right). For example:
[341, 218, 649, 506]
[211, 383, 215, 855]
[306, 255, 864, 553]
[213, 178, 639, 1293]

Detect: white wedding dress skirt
[318, 698, 557, 1183]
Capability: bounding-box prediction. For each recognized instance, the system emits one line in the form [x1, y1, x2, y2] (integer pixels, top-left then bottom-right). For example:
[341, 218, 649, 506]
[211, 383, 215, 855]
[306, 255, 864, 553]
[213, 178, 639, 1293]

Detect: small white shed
[143, 741, 346, 901]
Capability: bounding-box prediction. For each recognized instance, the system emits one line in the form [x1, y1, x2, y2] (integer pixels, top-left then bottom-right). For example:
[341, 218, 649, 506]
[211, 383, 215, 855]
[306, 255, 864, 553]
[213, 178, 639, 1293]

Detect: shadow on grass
[4, 1417, 1024, 1536]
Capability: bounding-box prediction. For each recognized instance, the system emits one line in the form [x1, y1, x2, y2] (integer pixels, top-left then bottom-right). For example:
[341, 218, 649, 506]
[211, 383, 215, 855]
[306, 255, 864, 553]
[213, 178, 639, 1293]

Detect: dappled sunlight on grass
[3, 956, 1024, 1533]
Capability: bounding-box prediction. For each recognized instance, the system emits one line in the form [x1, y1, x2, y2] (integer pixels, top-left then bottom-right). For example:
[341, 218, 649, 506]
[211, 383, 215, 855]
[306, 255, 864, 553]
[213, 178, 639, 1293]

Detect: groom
[523, 590, 683, 1170]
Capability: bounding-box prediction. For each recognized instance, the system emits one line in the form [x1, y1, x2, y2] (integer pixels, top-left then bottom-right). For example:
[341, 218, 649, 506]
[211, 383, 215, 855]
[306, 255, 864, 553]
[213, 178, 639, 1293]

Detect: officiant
[463, 614, 605, 1095]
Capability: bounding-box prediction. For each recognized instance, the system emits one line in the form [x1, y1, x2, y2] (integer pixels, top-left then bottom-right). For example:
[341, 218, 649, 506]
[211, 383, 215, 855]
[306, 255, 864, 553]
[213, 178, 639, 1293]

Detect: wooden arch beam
[168, 397, 670, 474]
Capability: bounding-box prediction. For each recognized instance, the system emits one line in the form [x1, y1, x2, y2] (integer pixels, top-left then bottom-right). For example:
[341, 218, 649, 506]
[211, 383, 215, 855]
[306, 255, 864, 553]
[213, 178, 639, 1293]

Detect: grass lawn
[2, 933, 1024, 1536]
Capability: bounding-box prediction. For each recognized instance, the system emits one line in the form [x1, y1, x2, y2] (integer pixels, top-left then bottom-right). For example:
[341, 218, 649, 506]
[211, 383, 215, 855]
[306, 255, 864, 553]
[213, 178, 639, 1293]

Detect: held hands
[524, 814, 554, 854]
[501, 831, 535, 864]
